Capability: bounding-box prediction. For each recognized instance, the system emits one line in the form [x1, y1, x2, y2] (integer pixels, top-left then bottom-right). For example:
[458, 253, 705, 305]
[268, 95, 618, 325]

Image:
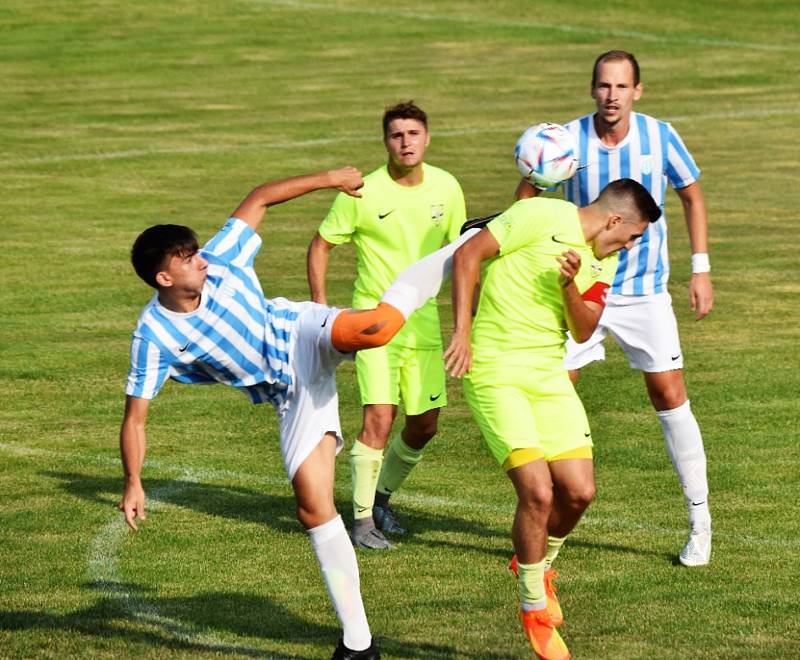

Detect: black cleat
[460, 212, 500, 234]
[331, 637, 381, 659]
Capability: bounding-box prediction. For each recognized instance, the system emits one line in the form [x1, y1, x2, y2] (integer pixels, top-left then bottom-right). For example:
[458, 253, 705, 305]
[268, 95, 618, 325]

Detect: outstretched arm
[232, 167, 363, 231]
[307, 233, 337, 304]
[444, 229, 500, 378]
[119, 395, 151, 531]
[676, 182, 713, 320]
[558, 250, 604, 343]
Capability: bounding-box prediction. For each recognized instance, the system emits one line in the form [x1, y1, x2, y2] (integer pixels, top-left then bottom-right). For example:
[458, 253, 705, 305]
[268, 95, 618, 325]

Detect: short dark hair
[131, 224, 199, 289]
[592, 50, 640, 87]
[382, 101, 428, 138]
[597, 178, 661, 224]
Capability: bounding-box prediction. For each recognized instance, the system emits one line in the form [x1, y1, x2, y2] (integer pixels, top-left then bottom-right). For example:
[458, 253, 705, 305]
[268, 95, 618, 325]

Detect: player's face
[384, 118, 429, 171]
[159, 249, 208, 295]
[591, 59, 642, 128]
[593, 217, 648, 259]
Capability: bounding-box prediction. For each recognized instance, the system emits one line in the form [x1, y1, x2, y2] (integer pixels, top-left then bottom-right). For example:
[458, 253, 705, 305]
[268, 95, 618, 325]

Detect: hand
[444, 333, 472, 378]
[557, 249, 581, 287]
[330, 166, 363, 198]
[118, 481, 147, 531]
[689, 272, 714, 320]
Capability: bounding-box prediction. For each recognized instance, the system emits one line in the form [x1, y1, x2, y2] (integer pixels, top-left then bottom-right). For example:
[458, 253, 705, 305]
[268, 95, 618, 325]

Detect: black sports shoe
[331, 637, 381, 659]
[460, 212, 500, 234]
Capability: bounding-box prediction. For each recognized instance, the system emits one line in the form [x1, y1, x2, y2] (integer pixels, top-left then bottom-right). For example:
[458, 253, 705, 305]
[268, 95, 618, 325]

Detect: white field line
[247, 0, 799, 53]
[3, 441, 798, 549]
[87, 474, 280, 657]
[5, 106, 799, 167]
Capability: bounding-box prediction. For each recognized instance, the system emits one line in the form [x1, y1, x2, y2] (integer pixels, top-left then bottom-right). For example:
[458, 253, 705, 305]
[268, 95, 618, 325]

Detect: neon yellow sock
[544, 535, 566, 569]
[518, 557, 547, 608]
[350, 440, 384, 520]
[376, 433, 423, 496]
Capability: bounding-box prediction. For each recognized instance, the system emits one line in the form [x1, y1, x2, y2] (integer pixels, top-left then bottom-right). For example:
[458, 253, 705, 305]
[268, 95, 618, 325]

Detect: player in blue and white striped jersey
[119, 166, 481, 660]
[517, 51, 714, 569]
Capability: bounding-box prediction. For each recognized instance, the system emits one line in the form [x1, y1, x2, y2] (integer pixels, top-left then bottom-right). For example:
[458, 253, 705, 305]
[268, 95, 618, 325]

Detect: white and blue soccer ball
[514, 122, 579, 189]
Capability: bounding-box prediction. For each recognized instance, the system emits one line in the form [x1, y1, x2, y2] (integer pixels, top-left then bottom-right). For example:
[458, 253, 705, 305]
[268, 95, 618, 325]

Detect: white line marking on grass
[3, 441, 798, 549]
[247, 0, 799, 52]
[87, 473, 276, 657]
[5, 107, 799, 167]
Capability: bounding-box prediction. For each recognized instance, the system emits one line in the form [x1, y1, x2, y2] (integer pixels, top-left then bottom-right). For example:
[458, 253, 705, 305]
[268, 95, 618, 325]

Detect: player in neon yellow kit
[445, 179, 661, 660]
[308, 101, 466, 549]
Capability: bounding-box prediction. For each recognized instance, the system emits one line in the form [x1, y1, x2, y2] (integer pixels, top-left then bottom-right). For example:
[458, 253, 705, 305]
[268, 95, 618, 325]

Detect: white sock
[381, 228, 480, 318]
[656, 400, 711, 530]
[307, 515, 371, 651]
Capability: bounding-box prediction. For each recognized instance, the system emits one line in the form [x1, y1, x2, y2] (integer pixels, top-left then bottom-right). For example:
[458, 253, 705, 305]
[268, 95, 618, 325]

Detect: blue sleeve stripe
[637, 114, 653, 192]
[578, 116, 591, 207]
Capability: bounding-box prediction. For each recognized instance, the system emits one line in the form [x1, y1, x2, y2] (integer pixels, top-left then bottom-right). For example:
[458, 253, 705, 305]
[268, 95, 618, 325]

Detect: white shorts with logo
[564, 292, 684, 373]
[277, 302, 350, 480]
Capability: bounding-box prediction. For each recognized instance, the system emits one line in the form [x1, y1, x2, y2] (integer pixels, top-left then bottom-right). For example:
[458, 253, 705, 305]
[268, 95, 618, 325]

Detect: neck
[594, 112, 631, 147]
[158, 289, 202, 313]
[577, 205, 605, 244]
[388, 161, 424, 187]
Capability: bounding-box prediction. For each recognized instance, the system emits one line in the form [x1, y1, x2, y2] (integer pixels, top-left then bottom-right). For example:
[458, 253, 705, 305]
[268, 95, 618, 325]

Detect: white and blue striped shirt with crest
[125, 218, 300, 407]
[562, 112, 700, 296]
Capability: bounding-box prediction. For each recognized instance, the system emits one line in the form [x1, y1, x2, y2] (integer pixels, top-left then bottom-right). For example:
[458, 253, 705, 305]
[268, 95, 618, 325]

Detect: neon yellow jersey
[470, 197, 617, 372]
[319, 163, 465, 348]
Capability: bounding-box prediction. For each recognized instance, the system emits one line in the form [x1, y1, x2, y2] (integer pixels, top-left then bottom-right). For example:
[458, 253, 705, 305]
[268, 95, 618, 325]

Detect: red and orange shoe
[508, 555, 564, 627]
[518, 608, 570, 660]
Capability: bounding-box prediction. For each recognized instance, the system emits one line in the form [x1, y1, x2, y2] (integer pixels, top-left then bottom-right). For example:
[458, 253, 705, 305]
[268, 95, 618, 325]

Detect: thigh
[604, 293, 684, 372]
[291, 433, 338, 528]
[464, 376, 540, 467]
[529, 368, 594, 460]
[356, 343, 400, 406]
[399, 347, 447, 415]
[279, 304, 345, 481]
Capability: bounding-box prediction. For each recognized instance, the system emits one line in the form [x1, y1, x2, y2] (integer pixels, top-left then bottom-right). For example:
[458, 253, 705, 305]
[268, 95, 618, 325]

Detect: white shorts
[564, 292, 684, 373]
[277, 302, 349, 480]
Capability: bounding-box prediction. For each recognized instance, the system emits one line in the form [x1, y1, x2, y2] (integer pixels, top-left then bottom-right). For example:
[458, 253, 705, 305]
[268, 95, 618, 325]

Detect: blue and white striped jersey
[562, 112, 700, 295]
[125, 218, 300, 406]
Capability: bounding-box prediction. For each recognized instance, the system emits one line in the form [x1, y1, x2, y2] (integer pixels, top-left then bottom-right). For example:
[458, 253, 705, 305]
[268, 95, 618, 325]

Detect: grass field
[1, 1, 799, 658]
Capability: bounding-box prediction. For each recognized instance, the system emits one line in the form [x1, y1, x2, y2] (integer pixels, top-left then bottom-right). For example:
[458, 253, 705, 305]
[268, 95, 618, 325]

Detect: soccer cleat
[679, 527, 712, 567]
[372, 503, 407, 536]
[460, 212, 500, 234]
[350, 525, 395, 550]
[508, 555, 563, 627]
[519, 608, 570, 660]
[331, 637, 381, 659]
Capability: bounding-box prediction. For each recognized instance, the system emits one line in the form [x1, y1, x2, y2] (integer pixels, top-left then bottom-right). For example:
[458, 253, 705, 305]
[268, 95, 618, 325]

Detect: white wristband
[691, 253, 710, 273]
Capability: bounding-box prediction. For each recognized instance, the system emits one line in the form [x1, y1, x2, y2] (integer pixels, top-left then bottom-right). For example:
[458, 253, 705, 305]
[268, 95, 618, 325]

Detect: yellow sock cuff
[517, 557, 547, 606]
[350, 440, 384, 519]
[544, 535, 567, 568]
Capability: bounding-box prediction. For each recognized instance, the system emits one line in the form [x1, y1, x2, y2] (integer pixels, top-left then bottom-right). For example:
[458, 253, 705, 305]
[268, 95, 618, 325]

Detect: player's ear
[634, 82, 643, 101]
[607, 213, 623, 230]
[155, 270, 173, 288]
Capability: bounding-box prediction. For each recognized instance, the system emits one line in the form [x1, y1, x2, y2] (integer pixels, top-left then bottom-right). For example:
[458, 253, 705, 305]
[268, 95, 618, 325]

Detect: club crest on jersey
[640, 154, 653, 175]
[590, 263, 603, 278]
[430, 204, 444, 226]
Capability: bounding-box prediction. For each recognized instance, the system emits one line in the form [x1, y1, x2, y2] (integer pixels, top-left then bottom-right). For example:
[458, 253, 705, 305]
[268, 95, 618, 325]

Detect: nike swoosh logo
[690, 501, 706, 507]
[671, 354, 681, 361]
[178, 341, 190, 352]
[356, 507, 369, 514]
[429, 393, 442, 401]
[321, 314, 331, 328]
[584, 432, 591, 438]
[378, 210, 395, 219]
[552, 235, 570, 244]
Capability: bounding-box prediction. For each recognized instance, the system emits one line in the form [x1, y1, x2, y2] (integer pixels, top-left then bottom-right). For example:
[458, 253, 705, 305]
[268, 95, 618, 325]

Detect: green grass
[1, 1, 799, 657]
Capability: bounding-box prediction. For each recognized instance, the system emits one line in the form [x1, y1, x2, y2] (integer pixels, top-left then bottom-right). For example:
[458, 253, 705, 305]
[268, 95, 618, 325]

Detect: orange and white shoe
[518, 608, 570, 660]
[508, 555, 564, 627]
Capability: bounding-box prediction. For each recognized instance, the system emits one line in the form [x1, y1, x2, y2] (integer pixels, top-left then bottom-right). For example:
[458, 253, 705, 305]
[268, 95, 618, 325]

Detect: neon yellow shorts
[356, 343, 447, 414]
[464, 360, 593, 467]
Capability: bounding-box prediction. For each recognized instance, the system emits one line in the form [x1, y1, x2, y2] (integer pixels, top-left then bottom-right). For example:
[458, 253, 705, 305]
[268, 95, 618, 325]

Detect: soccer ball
[514, 122, 579, 189]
